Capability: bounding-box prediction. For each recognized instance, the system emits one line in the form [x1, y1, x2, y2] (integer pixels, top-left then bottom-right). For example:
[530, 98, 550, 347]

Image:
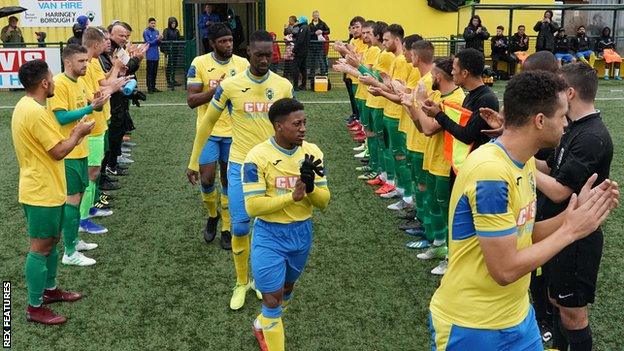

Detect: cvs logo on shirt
[275, 176, 299, 189]
[516, 200, 536, 226]
[208, 79, 220, 88]
[244, 102, 274, 113]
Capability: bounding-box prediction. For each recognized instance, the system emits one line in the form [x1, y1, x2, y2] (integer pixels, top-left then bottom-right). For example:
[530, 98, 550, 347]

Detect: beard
[432, 79, 440, 91]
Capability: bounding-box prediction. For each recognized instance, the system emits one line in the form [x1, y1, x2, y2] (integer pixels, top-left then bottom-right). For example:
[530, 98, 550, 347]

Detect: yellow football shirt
[189, 69, 293, 169]
[365, 50, 395, 109]
[407, 71, 438, 153]
[430, 141, 537, 329]
[187, 53, 249, 137]
[424, 87, 465, 177]
[242, 138, 329, 224]
[398, 66, 421, 134]
[11, 96, 67, 207]
[81, 58, 108, 136]
[47, 73, 90, 159]
[355, 45, 380, 101]
[383, 54, 412, 119]
[347, 37, 368, 82]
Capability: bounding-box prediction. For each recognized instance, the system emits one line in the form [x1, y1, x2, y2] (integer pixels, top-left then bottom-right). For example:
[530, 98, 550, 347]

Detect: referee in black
[536, 63, 613, 351]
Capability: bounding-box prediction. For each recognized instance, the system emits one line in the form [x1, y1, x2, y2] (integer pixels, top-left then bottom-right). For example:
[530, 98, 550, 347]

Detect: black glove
[300, 154, 324, 193]
[130, 90, 146, 107]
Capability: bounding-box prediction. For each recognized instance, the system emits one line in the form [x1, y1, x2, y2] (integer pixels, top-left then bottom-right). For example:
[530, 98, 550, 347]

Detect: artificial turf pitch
[0, 84, 622, 350]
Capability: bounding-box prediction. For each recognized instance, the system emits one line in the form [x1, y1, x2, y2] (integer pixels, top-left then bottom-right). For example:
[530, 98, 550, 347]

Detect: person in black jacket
[463, 15, 489, 52]
[421, 48, 499, 184]
[490, 25, 517, 77]
[102, 22, 144, 176]
[596, 27, 622, 80]
[67, 23, 84, 46]
[554, 28, 576, 65]
[292, 16, 310, 91]
[308, 10, 330, 89]
[534, 10, 559, 52]
[572, 25, 596, 69]
[510, 25, 530, 62]
[162, 16, 182, 90]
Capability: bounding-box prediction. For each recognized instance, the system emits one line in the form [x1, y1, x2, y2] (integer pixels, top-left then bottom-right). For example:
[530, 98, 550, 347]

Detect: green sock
[376, 135, 386, 174]
[368, 136, 379, 172]
[25, 251, 47, 307]
[62, 203, 80, 256]
[80, 180, 96, 220]
[434, 175, 451, 243]
[384, 148, 395, 181]
[45, 245, 59, 289]
[396, 158, 412, 196]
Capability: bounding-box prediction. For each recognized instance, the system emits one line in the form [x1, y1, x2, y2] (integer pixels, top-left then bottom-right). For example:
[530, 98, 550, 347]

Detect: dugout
[182, 0, 265, 57]
[458, 3, 624, 75]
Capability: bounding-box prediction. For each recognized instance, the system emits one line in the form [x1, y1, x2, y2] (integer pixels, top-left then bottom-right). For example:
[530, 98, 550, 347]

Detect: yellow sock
[579, 56, 589, 65]
[589, 53, 596, 68]
[231, 234, 250, 285]
[220, 193, 231, 232]
[201, 188, 218, 218]
[261, 312, 285, 351]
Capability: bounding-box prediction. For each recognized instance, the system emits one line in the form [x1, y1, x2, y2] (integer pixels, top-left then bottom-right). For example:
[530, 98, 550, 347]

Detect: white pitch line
[1, 97, 623, 109]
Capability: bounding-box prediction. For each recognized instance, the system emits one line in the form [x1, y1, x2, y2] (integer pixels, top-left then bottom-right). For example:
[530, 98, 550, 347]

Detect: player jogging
[186, 23, 249, 249]
[12, 60, 94, 324]
[244, 98, 330, 351]
[428, 71, 618, 350]
[187, 30, 294, 310]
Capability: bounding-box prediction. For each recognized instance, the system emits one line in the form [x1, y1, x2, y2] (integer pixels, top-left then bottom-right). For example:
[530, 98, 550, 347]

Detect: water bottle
[123, 79, 137, 96]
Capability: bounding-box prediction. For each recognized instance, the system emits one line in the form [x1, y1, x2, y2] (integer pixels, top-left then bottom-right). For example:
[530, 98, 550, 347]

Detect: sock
[201, 184, 218, 218]
[402, 196, 413, 205]
[231, 234, 250, 285]
[568, 325, 592, 351]
[588, 53, 596, 68]
[220, 192, 231, 232]
[433, 239, 445, 246]
[579, 56, 589, 65]
[383, 149, 395, 181]
[62, 203, 80, 256]
[376, 136, 386, 174]
[368, 136, 379, 173]
[25, 251, 47, 307]
[615, 68, 620, 77]
[45, 244, 59, 289]
[94, 174, 101, 203]
[379, 172, 387, 182]
[552, 308, 570, 351]
[79, 180, 97, 220]
[261, 305, 285, 351]
[387, 179, 395, 186]
[282, 292, 292, 309]
[396, 158, 412, 196]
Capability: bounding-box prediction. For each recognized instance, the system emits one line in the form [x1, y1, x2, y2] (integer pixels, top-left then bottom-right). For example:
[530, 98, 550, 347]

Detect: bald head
[110, 24, 129, 46]
[523, 51, 559, 73]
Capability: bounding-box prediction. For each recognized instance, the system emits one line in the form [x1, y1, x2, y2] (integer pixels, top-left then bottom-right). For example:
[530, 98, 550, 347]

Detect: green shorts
[87, 134, 105, 167]
[22, 204, 64, 239]
[370, 107, 385, 134]
[383, 115, 406, 155]
[65, 158, 89, 195]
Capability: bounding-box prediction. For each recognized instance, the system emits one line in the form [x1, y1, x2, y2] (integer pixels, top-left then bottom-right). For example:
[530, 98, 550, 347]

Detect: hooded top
[596, 27, 616, 53]
[163, 17, 181, 41]
[293, 17, 310, 55]
[67, 23, 83, 45]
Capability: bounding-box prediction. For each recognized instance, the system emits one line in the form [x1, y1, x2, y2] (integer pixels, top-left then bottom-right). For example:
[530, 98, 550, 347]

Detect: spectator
[283, 18, 296, 80]
[490, 25, 517, 78]
[163, 16, 182, 90]
[308, 10, 330, 89]
[284, 15, 298, 37]
[573, 25, 596, 69]
[269, 31, 281, 73]
[226, 7, 244, 55]
[76, 15, 89, 29]
[534, 10, 559, 52]
[463, 15, 489, 52]
[596, 27, 622, 80]
[143, 17, 162, 93]
[292, 16, 310, 91]
[35, 31, 46, 47]
[510, 24, 530, 64]
[67, 23, 84, 45]
[554, 28, 576, 65]
[1, 16, 24, 47]
[200, 4, 220, 53]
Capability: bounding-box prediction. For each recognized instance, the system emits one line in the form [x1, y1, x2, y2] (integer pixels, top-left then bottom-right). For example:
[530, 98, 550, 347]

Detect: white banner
[0, 48, 62, 88]
[19, 0, 102, 28]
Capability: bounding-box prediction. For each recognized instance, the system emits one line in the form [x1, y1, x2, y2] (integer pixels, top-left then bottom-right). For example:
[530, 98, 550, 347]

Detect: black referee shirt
[537, 111, 613, 221]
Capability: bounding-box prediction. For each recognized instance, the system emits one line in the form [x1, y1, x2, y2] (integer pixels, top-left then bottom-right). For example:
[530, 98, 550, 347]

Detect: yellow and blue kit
[243, 138, 329, 293]
[189, 69, 293, 236]
[429, 140, 541, 350]
[186, 52, 249, 167]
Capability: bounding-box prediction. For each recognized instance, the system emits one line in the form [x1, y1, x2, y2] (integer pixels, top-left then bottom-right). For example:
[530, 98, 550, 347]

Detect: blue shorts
[227, 162, 250, 236]
[429, 306, 542, 351]
[576, 50, 594, 59]
[251, 218, 313, 293]
[199, 136, 232, 166]
[555, 53, 575, 63]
